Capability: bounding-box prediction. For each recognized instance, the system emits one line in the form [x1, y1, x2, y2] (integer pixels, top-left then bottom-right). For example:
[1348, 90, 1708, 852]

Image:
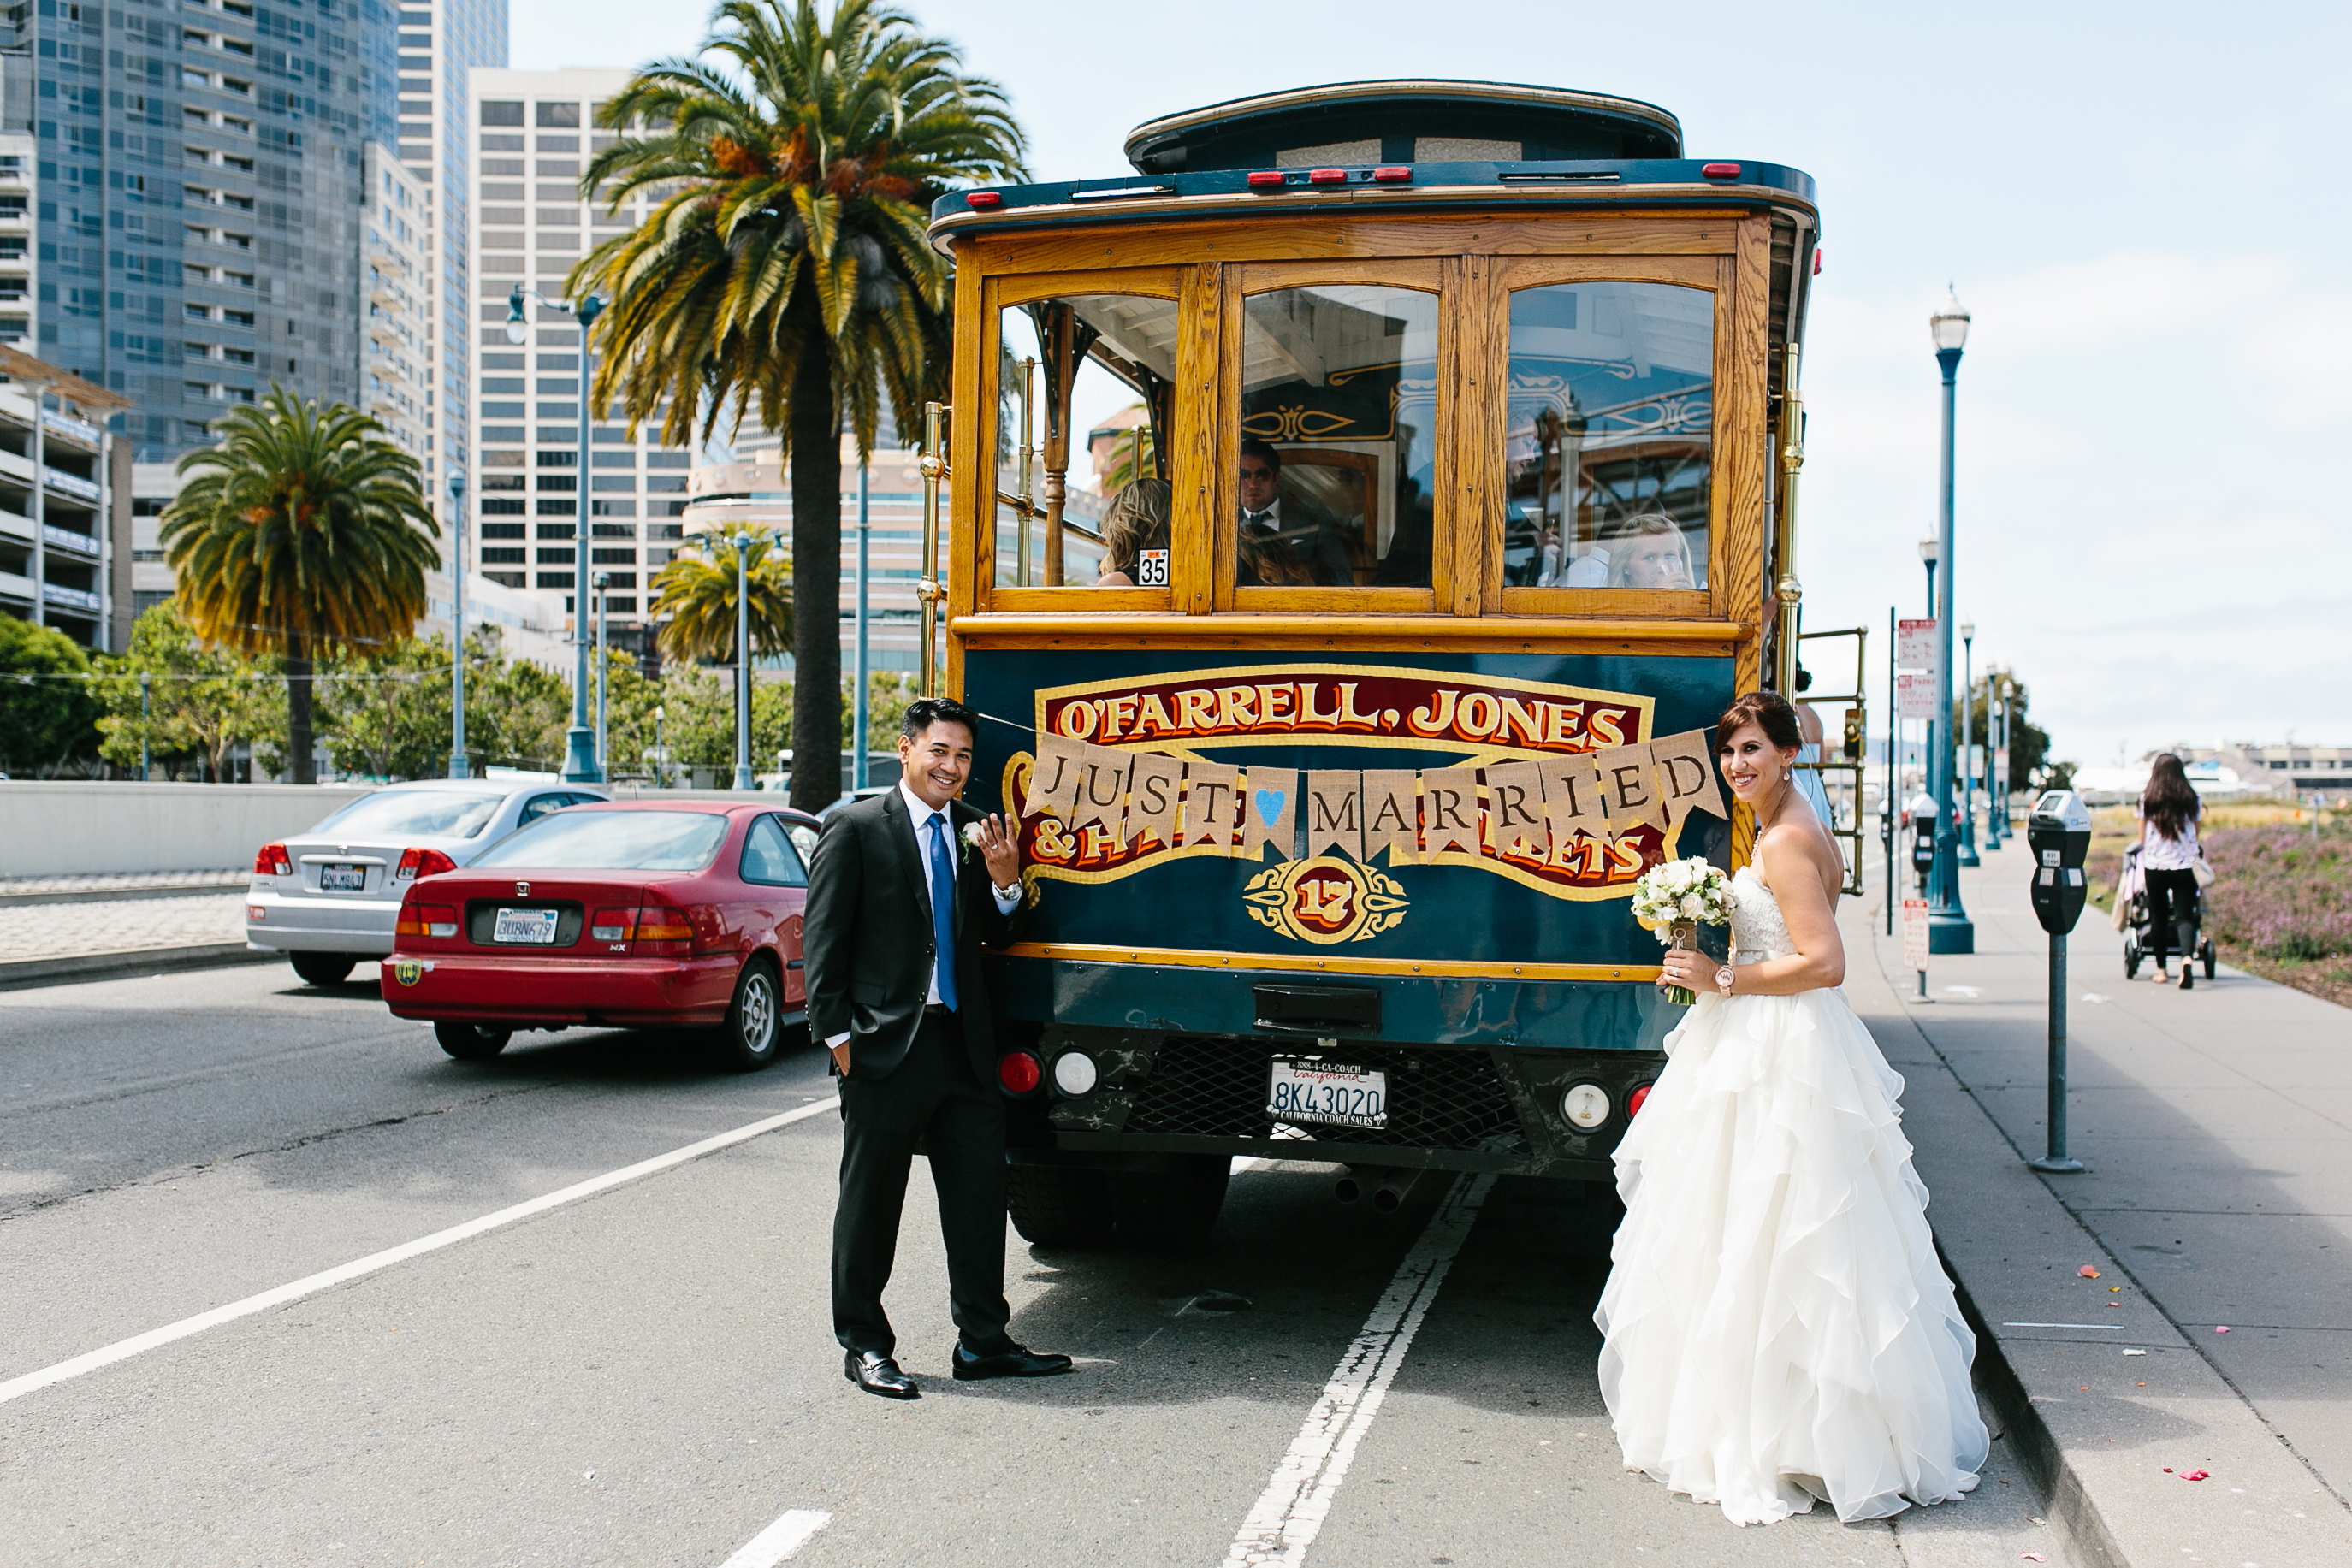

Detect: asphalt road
[3, 961, 2055, 1567]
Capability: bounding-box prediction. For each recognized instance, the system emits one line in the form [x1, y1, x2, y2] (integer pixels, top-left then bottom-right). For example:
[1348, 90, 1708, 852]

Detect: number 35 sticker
[1135, 548, 1170, 586]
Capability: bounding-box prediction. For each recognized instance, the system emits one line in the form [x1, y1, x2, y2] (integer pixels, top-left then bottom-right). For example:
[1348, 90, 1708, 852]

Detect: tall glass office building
[10, 0, 497, 472]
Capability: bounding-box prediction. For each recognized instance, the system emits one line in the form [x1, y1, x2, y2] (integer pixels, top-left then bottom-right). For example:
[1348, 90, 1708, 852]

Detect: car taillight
[635, 905, 694, 955]
[395, 846, 457, 880]
[1626, 1083, 1653, 1118]
[590, 907, 634, 942]
[396, 903, 459, 938]
[998, 1051, 1043, 1095]
[254, 843, 291, 877]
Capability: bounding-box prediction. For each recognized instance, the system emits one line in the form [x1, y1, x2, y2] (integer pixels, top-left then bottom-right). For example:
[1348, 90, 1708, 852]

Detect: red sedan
[383, 800, 817, 1068]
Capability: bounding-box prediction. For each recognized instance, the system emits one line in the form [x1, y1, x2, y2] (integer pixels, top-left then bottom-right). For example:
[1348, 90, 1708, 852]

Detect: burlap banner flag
[1539, 749, 1610, 849]
[1180, 760, 1241, 851]
[1482, 760, 1547, 857]
[1599, 743, 1670, 833]
[1022, 733, 1087, 820]
[1069, 743, 1132, 832]
[1304, 771, 1364, 861]
[1363, 770, 1420, 864]
[1650, 728, 1727, 818]
[1126, 749, 1185, 849]
[1419, 767, 1481, 856]
[1241, 766, 1298, 861]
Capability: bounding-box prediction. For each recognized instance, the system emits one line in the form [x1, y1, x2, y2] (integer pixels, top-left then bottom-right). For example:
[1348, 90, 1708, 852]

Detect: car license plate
[320, 864, 365, 892]
[1267, 1060, 1388, 1130]
[492, 908, 561, 945]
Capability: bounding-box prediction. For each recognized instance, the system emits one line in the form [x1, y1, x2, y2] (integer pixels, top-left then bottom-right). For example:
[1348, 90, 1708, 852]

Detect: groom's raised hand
[975, 812, 1021, 891]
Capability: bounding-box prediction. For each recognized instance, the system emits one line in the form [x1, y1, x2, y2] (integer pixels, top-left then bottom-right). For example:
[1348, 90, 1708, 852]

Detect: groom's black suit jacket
[802, 787, 1016, 1083]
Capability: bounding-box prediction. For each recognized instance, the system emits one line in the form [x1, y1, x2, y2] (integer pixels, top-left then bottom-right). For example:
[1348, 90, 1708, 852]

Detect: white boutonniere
[961, 820, 986, 865]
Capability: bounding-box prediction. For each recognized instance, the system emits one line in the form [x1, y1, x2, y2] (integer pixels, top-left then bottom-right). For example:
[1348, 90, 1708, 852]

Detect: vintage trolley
[918, 80, 1840, 1244]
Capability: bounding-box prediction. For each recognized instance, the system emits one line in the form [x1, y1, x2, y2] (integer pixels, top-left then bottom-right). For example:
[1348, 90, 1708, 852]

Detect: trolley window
[1233, 282, 1440, 594]
[992, 291, 1182, 595]
[1499, 281, 1714, 598]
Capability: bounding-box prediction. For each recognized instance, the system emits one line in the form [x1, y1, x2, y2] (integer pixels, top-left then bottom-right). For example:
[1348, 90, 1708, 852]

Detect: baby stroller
[2117, 842, 2215, 981]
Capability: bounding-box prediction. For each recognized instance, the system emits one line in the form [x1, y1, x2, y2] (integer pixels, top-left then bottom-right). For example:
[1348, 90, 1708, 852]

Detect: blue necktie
[926, 813, 958, 1011]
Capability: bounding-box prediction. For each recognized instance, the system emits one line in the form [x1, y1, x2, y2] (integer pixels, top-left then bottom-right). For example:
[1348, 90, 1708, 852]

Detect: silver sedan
[246, 779, 611, 985]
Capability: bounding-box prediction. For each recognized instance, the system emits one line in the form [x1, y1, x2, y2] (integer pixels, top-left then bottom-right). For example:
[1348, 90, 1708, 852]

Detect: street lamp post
[1998, 676, 2017, 844]
[652, 703, 666, 789]
[593, 571, 610, 779]
[1917, 538, 1940, 618]
[139, 673, 151, 779]
[447, 467, 469, 778]
[730, 525, 778, 791]
[853, 458, 870, 791]
[1928, 287, 1973, 953]
[507, 285, 603, 784]
[1958, 618, 1980, 866]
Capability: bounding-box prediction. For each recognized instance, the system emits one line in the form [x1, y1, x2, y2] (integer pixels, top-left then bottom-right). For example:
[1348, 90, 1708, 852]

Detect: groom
[803, 696, 1072, 1399]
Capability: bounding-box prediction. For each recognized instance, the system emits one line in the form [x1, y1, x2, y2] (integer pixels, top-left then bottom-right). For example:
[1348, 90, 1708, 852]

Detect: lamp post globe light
[1958, 618, 1980, 866]
[508, 284, 604, 784]
[1927, 287, 1973, 952]
[446, 467, 470, 779]
[1997, 675, 2017, 844]
[732, 525, 779, 791]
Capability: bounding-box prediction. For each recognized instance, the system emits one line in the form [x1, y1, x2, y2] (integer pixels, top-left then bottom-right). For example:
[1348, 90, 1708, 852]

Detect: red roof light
[1372, 166, 1413, 183]
[965, 191, 1003, 210]
[1247, 170, 1285, 188]
[1701, 162, 1742, 180]
[1307, 168, 1347, 185]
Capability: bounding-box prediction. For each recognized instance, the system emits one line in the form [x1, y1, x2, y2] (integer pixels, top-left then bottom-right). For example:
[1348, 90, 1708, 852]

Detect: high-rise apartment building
[467, 66, 687, 663]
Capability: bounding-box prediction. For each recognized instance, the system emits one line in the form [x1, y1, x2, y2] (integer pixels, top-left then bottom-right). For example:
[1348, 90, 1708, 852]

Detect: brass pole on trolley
[917, 400, 948, 696]
[1773, 343, 1807, 695]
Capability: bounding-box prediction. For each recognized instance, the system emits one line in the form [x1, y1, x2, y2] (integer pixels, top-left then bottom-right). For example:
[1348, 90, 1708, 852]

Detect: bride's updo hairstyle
[1715, 689, 1804, 753]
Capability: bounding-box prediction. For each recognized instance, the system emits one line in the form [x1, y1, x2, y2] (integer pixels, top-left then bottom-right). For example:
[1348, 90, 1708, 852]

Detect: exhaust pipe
[1333, 1171, 1366, 1204]
[1372, 1168, 1425, 1214]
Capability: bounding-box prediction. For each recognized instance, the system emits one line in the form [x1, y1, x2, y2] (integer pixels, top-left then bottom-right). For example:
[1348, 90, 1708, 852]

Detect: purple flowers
[2204, 825, 2352, 962]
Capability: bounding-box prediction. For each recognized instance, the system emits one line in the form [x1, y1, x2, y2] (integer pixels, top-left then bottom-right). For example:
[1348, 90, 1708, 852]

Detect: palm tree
[576, 0, 1026, 812]
[650, 527, 794, 666]
[161, 387, 439, 784]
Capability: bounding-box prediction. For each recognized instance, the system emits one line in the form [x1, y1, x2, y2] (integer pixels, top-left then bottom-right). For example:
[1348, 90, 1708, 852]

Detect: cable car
[915, 80, 1846, 1244]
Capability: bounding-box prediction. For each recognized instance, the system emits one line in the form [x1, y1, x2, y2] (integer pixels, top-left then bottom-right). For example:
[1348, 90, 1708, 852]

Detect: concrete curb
[1851, 888, 2352, 1568]
[0, 943, 278, 992]
[0, 883, 247, 908]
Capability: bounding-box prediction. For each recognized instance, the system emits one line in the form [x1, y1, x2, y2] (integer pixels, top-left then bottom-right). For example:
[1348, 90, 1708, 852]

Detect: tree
[1956, 667, 2054, 793]
[92, 601, 281, 781]
[0, 612, 99, 776]
[649, 527, 793, 666]
[578, 0, 1026, 812]
[317, 634, 455, 782]
[161, 387, 440, 784]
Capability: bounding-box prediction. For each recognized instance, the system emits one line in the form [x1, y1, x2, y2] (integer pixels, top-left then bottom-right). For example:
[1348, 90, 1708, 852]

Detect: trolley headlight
[1561, 1082, 1612, 1130]
[1052, 1050, 1099, 1097]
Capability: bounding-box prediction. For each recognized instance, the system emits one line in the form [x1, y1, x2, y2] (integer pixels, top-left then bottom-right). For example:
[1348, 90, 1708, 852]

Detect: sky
[514, 0, 2352, 771]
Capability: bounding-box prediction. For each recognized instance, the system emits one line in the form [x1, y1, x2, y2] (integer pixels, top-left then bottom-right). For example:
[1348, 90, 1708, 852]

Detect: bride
[1595, 689, 1988, 1526]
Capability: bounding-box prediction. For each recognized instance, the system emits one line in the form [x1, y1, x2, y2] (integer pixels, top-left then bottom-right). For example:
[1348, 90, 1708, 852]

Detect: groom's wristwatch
[1715, 964, 1736, 997]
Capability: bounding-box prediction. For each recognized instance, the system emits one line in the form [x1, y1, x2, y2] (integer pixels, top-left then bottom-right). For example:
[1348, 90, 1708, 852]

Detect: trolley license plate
[491, 908, 560, 945]
[1267, 1060, 1388, 1130]
[319, 864, 364, 891]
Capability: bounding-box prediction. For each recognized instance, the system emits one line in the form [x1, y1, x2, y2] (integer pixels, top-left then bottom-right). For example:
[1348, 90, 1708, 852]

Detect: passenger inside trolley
[1093, 477, 1170, 588]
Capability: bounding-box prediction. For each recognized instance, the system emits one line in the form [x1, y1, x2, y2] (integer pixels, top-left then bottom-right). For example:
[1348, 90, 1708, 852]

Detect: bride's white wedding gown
[1595, 867, 1988, 1525]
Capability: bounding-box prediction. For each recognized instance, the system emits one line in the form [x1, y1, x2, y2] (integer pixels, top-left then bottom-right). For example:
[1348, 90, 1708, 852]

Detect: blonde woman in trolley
[1540, 512, 1697, 590]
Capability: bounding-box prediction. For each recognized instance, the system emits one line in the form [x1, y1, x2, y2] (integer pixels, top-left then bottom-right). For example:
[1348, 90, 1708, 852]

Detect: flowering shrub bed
[2205, 825, 2352, 962]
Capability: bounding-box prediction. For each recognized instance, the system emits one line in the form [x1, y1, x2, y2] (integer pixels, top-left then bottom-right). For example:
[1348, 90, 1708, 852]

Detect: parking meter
[2024, 789, 2093, 1175]
[2027, 790, 2092, 935]
[1908, 792, 1939, 884]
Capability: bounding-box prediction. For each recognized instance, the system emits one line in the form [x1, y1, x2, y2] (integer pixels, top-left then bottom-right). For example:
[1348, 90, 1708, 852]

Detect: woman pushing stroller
[2136, 753, 2206, 990]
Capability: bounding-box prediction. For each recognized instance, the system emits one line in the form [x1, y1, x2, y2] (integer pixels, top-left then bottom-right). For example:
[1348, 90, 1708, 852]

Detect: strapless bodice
[1728, 865, 1793, 962]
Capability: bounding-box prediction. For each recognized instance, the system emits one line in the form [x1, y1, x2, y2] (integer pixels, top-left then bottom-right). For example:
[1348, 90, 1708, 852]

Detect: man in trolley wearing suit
[804, 695, 1072, 1399]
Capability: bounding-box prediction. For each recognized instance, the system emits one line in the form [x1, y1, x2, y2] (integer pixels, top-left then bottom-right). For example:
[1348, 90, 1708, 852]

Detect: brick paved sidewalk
[0, 894, 248, 962]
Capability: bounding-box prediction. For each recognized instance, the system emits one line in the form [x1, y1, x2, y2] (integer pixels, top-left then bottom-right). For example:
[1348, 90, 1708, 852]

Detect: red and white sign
[1902, 897, 1930, 971]
[1896, 618, 1938, 670]
[1896, 672, 1939, 721]
[1994, 748, 2011, 784]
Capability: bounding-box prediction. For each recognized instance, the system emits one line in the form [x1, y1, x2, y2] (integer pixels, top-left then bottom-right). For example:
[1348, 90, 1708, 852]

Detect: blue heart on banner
[1254, 788, 1285, 825]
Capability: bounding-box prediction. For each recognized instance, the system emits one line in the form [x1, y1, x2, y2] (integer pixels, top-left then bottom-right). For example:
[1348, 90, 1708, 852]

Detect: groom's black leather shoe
[845, 1350, 919, 1399]
[951, 1341, 1074, 1381]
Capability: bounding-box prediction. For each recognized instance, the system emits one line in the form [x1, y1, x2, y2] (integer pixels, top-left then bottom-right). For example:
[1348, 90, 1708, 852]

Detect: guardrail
[41, 524, 100, 557]
[42, 466, 102, 503]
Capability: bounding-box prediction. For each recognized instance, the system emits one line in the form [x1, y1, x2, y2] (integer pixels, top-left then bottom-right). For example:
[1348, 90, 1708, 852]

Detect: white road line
[0, 1096, 841, 1408]
[720, 1508, 832, 1567]
[1222, 1171, 1496, 1567]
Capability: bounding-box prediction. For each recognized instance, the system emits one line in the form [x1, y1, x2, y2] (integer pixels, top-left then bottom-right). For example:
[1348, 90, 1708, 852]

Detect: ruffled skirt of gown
[1594, 985, 1988, 1525]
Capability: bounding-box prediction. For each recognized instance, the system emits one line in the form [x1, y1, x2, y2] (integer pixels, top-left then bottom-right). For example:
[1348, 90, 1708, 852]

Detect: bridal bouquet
[1631, 857, 1735, 1006]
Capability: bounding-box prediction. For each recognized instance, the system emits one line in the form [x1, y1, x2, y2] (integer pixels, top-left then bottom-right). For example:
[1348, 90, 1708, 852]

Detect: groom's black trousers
[832, 1009, 1013, 1359]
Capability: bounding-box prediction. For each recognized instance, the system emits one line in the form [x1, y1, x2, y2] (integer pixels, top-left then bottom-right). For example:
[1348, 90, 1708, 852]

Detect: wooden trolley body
[920, 83, 1828, 1208]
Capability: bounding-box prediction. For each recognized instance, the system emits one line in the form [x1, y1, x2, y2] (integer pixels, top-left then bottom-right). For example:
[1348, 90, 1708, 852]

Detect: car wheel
[292, 952, 357, 986]
[712, 958, 782, 1072]
[435, 1021, 512, 1060]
